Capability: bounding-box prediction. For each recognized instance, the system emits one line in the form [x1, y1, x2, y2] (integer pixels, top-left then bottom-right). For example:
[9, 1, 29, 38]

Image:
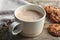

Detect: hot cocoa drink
[15, 10, 43, 22]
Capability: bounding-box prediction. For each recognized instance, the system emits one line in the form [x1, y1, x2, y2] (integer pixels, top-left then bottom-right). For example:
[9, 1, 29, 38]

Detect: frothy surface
[16, 10, 42, 22]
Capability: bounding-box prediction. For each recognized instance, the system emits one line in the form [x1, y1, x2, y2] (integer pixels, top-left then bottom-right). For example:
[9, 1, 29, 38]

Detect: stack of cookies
[45, 6, 60, 23]
[45, 6, 60, 37]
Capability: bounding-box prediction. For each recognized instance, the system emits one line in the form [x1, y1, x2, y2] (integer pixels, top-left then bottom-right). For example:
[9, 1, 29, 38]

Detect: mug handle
[9, 21, 22, 35]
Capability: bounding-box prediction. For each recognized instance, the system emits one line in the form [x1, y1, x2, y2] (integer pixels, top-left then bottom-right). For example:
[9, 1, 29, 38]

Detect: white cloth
[0, 0, 28, 11]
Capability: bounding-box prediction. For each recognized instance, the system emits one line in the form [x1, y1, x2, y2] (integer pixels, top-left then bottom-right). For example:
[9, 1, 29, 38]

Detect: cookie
[45, 6, 55, 16]
[48, 24, 60, 37]
[45, 6, 60, 23]
[50, 9, 60, 23]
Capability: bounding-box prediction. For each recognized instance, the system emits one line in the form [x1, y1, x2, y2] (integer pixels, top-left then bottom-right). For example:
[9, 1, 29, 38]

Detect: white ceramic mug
[9, 4, 46, 37]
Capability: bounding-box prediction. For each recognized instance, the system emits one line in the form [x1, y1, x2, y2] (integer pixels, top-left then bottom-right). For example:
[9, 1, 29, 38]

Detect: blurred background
[0, 0, 60, 10]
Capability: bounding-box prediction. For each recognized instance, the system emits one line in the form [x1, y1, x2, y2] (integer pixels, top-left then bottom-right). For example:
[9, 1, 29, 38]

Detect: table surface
[0, 11, 60, 40]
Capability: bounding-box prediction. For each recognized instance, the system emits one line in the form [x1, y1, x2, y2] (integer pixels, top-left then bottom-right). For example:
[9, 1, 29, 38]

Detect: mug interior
[15, 4, 46, 22]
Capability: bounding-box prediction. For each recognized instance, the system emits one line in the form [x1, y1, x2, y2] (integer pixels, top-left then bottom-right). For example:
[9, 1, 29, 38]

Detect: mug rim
[14, 4, 46, 22]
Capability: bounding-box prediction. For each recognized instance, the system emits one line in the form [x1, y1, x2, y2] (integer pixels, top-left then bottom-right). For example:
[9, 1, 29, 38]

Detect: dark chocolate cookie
[48, 24, 60, 37]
